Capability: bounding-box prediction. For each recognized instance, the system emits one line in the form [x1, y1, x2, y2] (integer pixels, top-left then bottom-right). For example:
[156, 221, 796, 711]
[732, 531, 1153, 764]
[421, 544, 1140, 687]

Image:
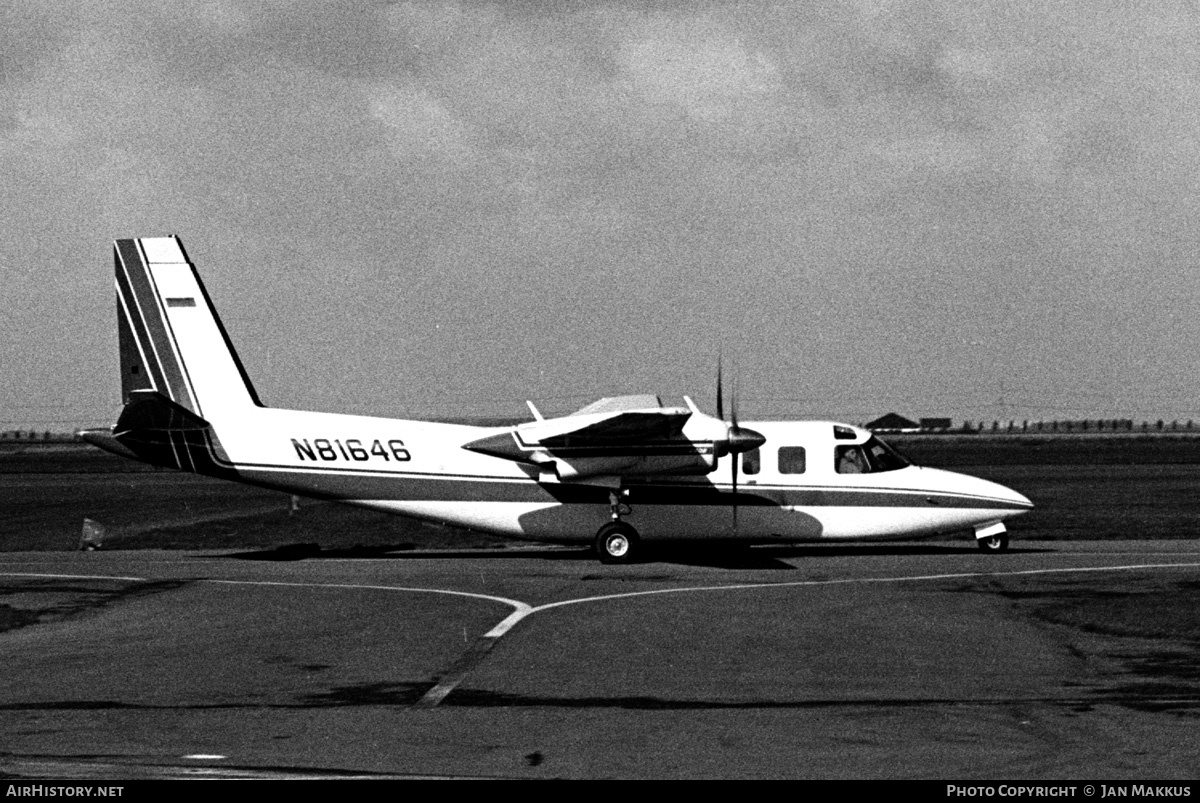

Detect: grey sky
[3, 0, 1199, 430]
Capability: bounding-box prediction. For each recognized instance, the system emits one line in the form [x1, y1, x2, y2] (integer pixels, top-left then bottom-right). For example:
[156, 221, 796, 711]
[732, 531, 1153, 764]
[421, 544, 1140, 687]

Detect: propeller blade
[730, 369, 737, 426]
[730, 371, 738, 533]
[716, 357, 724, 422]
[731, 435, 739, 534]
[713, 356, 764, 535]
[723, 370, 765, 453]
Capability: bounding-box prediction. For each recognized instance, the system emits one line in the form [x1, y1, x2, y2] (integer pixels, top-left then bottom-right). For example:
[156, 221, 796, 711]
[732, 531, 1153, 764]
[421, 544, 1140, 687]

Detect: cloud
[4, 0, 1200, 424]
[368, 83, 480, 168]
[616, 23, 781, 122]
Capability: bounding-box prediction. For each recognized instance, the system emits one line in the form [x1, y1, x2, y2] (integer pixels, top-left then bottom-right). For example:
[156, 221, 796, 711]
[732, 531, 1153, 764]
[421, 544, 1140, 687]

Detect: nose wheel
[595, 521, 640, 564]
[977, 533, 1009, 552]
[975, 521, 1010, 552]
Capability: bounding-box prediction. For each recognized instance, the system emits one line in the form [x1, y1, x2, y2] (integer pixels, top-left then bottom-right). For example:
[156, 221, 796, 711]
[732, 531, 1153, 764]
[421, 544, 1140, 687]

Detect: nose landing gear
[975, 521, 1010, 553]
[977, 533, 1009, 552]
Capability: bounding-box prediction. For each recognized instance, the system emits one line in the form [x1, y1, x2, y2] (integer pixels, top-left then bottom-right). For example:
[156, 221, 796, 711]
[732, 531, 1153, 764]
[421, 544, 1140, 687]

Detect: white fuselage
[209, 410, 1031, 544]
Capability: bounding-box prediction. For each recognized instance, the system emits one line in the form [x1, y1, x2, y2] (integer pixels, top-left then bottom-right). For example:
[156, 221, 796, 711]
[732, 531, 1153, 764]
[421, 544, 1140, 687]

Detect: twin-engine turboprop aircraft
[80, 237, 1032, 563]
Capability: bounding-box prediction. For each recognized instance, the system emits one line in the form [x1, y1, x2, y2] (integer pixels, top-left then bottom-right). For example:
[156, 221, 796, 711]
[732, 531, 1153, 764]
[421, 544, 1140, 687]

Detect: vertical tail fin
[114, 236, 262, 420]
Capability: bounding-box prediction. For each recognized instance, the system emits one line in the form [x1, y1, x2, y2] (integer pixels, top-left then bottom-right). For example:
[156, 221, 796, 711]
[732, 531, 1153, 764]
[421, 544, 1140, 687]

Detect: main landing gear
[595, 521, 640, 564]
[595, 489, 640, 564]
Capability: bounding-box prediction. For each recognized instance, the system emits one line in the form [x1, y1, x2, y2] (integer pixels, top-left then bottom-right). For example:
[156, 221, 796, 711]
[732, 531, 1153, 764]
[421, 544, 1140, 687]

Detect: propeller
[715, 359, 765, 533]
[716, 359, 724, 422]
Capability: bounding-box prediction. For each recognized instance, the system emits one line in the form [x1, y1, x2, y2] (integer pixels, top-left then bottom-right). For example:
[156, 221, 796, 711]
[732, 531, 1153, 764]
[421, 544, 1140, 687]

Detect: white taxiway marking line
[0, 572, 148, 582]
[456, 561, 1200, 706]
[202, 578, 531, 614]
[194, 579, 531, 709]
[6, 562, 1200, 706]
[205, 579, 533, 708]
[485, 561, 1200, 637]
[0, 572, 531, 618]
[0, 571, 532, 711]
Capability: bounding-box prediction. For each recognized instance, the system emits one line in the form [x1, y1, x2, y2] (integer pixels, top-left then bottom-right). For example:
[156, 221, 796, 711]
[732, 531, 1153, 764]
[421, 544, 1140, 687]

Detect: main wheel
[595, 522, 640, 564]
[977, 533, 1010, 552]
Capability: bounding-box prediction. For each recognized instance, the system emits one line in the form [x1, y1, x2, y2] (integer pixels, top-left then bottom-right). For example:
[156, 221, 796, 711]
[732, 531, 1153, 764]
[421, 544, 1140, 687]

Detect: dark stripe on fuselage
[114, 240, 198, 414]
[210, 461, 1027, 511]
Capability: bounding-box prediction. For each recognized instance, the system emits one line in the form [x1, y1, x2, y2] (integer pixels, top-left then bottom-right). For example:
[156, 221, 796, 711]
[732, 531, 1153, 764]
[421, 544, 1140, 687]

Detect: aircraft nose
[963, 473, 1034, 511]
[923, 467, 1033, 512]
[1007, 485, 1034, 510]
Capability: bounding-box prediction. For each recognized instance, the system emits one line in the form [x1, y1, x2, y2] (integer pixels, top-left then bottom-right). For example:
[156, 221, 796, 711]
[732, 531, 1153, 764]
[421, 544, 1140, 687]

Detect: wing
[462, 396, 722, 481]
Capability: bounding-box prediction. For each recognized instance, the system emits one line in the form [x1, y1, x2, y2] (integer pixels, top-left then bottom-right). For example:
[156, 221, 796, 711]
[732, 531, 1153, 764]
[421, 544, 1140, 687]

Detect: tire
[595, 522, 640, 564]
[977, 533, 1009, 552]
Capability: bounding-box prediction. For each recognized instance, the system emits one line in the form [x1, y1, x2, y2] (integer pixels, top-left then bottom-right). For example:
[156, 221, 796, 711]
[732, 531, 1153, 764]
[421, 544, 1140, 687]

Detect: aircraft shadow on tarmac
[221, 541, 1051, 570]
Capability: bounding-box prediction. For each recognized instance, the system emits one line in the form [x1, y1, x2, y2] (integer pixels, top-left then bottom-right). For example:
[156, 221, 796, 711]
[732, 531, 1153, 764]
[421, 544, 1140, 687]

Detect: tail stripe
[114, 268, 162, 396]
[170, 429, 196, 473]
[114, 249, 169, 399]
[114, 240, 199, 414]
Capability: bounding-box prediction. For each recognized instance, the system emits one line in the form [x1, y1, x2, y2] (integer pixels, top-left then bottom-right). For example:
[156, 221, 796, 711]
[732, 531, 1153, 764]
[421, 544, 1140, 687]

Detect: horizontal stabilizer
[115, 390, 211, 434]
[78, 429, 140, 461]
[104, 390, 231, 474]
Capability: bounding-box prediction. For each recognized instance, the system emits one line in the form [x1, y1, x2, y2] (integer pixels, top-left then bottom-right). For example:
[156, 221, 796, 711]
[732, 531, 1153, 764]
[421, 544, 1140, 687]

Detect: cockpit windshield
[864, 436, 911, 471]
[835, 436, 911, 474]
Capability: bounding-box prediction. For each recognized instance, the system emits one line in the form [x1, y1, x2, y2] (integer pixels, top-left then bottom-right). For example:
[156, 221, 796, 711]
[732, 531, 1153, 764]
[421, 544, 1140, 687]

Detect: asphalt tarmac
[2, 540, 1200, 779]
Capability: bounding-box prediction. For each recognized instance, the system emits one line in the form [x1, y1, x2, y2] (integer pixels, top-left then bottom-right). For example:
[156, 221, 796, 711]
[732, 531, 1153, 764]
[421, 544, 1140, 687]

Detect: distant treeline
[1, 431, 82, 443]
[951, 419, 1196, 434]
[5, 419, 1199, 444]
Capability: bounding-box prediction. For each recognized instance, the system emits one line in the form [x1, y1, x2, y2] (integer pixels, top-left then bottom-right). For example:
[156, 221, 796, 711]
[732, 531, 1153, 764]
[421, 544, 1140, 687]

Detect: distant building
[866, 413, 919, 432]
[919, 417, 952, 431]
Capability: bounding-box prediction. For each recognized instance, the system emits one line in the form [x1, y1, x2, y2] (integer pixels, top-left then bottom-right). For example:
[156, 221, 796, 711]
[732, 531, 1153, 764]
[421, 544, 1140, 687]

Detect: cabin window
[778, 446, 806, 474]
[742, 448, 760, 475]
[833, 425, 857, 440]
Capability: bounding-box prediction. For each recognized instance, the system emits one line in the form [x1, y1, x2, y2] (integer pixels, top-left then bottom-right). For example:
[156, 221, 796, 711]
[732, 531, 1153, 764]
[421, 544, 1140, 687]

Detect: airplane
[80, 236, 1033, 564]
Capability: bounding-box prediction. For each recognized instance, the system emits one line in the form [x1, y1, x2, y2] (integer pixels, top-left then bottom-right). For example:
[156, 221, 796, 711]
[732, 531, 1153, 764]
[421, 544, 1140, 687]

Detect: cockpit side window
[778, 446, 806, 474]
[835, 445, 866, 474]
[742, 447, 760, 476]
